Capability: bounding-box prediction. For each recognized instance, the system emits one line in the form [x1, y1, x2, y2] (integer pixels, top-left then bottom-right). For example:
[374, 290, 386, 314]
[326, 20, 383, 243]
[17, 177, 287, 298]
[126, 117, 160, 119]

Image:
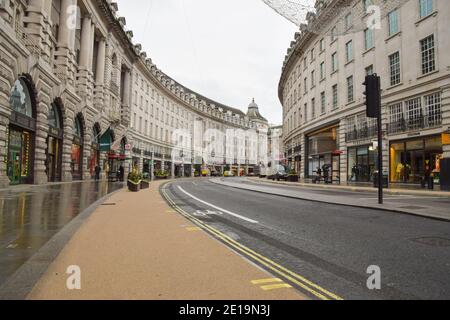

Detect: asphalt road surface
[163, 178, 450, 300]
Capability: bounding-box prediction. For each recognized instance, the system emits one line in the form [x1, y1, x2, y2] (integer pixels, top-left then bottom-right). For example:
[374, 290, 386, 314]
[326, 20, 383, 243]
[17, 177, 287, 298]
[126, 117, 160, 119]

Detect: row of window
[284, 31, 437, 136]
[284, 0, 437, 112]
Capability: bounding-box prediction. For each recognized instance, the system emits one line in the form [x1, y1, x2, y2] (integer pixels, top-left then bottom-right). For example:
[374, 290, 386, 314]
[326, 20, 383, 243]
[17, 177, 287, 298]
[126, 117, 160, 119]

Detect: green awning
[99, 128, 112, 152]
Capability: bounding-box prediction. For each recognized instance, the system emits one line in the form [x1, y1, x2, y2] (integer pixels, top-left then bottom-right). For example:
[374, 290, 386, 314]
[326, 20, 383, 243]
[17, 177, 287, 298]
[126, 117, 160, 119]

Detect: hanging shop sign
[99, 128, 112, 152]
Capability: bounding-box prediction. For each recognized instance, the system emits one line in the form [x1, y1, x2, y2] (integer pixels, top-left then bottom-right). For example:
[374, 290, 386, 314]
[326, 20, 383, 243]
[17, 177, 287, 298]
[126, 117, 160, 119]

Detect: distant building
[0, 0, 268, 186]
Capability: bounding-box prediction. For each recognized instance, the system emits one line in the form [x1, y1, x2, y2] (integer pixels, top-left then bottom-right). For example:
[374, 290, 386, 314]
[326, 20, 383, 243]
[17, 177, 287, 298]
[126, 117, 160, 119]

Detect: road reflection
[0, 181, 123, 285]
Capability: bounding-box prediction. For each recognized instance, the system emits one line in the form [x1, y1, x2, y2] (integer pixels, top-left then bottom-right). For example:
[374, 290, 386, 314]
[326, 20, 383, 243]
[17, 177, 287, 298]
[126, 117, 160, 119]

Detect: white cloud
[116, 0, 298, 124]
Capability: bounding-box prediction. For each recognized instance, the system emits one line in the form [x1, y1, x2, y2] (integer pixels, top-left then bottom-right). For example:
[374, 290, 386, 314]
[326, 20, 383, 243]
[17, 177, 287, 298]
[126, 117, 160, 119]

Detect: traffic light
[363, 74, 381, 118]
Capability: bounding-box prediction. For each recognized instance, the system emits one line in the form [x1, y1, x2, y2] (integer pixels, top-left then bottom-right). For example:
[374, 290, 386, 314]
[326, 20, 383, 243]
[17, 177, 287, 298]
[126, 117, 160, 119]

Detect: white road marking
[192, 182, 198, 186]
[177, 186, 259, 224]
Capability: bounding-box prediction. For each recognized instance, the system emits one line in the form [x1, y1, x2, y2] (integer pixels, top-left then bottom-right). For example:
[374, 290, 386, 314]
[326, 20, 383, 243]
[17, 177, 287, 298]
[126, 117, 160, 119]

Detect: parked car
[224, 171, 235, 177]
[210, 170, 221, 177]
[268, 165, 288, 181]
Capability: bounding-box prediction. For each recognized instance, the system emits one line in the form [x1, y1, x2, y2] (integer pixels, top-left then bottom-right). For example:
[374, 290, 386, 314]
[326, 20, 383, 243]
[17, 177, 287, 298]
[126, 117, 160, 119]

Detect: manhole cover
[399, 206, 426, 210]
[412, 237, 450, 247]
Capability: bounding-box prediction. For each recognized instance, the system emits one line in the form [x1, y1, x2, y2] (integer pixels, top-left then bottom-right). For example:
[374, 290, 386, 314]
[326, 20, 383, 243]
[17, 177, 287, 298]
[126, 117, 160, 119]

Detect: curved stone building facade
[279, 0, 450, 186]
[0, 0, 268, 187]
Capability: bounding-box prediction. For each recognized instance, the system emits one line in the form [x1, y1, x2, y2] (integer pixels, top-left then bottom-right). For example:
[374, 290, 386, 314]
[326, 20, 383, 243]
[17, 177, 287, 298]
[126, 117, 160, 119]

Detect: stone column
[122, 70, 131, 106]
[95, 38, 106, 85]
[79, 16, 91, 68]
[57, 0, 73, 48]
[151, 151, 154, 181]
[338, 120, 347, 184]
[62, 115, 74, 182]
[26, 0, 52, 62]
[171, 159, 175, 179]
[88, 22, 96, 73]
[0, 94, 11, 188]
[34, 98, 50, 185]
[54, 0, 77, 84]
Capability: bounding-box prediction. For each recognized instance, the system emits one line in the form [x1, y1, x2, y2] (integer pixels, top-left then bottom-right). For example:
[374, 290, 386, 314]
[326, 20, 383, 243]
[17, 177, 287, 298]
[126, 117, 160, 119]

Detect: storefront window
[348, 146, 376, 182]
[47, 103, 63, 182]
[390, 136, 443, 184]
[390, 142, 404, 183]
[71, 117, 83, 179]
[7, 78, 35, 185]
[307, 126, 338, 178]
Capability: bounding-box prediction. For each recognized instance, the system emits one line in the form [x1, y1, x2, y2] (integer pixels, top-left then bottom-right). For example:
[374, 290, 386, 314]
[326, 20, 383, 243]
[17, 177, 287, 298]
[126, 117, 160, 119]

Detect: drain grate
[101, 203, 116, 206]
[398, 206, 427, 210]
[412, 237, 450, 247]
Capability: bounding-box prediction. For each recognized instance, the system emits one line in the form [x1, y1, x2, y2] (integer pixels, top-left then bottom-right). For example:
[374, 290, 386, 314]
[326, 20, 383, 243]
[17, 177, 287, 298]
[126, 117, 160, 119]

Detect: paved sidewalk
[27, 180, 305, 300]
[248, 177, 450, 197]
[212, 178, 450, 221]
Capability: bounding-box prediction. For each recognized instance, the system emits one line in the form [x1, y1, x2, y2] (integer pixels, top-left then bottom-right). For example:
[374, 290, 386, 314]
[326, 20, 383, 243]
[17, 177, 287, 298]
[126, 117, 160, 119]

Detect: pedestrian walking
[94, 165, 101, 181]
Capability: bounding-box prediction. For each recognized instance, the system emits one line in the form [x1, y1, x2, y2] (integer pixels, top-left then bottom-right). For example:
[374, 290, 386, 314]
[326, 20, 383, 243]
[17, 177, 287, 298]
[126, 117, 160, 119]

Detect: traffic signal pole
[377, 87, 383, 205]
[364, 74, 383, 204]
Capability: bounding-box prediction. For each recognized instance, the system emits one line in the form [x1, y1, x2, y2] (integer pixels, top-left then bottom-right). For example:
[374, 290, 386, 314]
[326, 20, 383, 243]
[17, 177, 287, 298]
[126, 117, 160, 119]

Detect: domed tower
[247, 98, 268, 123]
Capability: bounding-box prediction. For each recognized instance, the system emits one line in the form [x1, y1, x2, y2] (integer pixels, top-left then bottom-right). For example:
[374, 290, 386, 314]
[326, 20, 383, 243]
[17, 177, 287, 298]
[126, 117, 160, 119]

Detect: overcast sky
[116, 0, 298, 125]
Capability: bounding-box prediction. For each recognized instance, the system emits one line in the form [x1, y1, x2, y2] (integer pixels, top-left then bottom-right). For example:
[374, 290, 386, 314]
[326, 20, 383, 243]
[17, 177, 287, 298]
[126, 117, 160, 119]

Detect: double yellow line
[160, 183, 343, 301]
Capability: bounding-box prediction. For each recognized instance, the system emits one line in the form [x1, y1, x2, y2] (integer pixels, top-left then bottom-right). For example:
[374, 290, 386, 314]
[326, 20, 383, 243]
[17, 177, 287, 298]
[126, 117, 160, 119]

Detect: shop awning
[99, 128, 113, 152]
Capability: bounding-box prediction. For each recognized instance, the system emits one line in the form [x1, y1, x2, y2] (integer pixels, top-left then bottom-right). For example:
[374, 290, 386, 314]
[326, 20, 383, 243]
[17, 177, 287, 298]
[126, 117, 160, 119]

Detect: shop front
[47, 102, 63, 182]
[347, 145, 377, 182]
[389, 135, 443, 184]
[7, 78, 36, 185]
[90, 126, 101, 178]
[306, 125, 340, 183]
[71, 116, 84, 180]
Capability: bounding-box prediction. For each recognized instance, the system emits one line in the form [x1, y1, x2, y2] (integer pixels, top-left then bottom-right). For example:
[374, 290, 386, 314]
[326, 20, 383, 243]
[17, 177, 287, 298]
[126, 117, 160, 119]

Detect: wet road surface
[164, 179, 450, 300]
[0, 181, 123, 285]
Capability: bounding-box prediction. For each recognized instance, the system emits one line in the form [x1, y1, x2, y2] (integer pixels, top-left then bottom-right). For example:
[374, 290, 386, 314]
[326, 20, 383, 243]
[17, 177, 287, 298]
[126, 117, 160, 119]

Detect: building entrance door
[8, 149, 21, 185]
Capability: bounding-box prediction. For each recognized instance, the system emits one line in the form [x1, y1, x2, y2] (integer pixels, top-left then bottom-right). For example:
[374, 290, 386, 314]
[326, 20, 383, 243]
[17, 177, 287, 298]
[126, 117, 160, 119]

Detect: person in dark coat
[94, 165, 101, 181]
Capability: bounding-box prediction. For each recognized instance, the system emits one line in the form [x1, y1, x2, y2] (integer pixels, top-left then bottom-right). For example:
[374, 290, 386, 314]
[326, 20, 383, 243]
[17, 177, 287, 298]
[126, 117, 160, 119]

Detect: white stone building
[279, 0, 450, 188]
[0, 0, 269, 187]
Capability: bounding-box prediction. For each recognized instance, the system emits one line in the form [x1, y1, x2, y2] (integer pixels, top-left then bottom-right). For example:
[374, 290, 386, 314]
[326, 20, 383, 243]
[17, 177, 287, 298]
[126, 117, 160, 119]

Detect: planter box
[128, 180, 141, 192]
[140, 180, 150, 189]
[287, 175, 299, 182]
[155, 176, 168, 180]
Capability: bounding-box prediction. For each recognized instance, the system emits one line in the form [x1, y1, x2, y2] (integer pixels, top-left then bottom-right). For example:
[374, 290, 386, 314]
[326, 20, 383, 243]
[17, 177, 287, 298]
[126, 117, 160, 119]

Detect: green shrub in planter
[128, 166, 143, 192]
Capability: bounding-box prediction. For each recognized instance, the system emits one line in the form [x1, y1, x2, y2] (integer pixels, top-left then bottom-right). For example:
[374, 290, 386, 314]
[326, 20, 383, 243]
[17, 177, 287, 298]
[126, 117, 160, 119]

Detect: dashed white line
[177, 186, 259, 224]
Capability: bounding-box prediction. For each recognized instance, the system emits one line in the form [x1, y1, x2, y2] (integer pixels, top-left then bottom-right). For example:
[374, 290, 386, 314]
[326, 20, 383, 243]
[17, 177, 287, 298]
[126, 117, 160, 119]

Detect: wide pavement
[25, 179, 305, 300]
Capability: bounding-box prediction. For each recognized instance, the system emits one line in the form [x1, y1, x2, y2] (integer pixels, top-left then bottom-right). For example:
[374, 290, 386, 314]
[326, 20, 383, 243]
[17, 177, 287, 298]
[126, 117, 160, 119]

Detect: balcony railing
[387, 114, 442, 135]
[346, 124, 378, 142]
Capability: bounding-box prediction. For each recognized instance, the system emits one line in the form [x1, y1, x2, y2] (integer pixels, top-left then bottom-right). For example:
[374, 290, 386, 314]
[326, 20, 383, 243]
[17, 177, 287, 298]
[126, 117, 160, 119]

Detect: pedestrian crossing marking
[251, 278, 283, 285]
[260, 283, 292, 291]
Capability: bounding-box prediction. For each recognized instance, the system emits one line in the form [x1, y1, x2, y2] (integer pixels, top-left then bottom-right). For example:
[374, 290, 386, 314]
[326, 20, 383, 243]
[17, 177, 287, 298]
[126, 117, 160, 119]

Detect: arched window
[48, 103, 61, 129]
[9, 79, 33, 117]
[73, 117, 82, 138]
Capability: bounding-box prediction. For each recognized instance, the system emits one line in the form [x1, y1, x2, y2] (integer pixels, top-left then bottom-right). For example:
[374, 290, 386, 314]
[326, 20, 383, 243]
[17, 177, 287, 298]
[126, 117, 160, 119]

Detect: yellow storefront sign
[443, 133, 450, 146]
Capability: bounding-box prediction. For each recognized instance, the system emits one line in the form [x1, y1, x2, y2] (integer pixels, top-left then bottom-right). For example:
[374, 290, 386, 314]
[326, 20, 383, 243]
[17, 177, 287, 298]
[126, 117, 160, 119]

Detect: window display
[389, 136, 442, 184]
